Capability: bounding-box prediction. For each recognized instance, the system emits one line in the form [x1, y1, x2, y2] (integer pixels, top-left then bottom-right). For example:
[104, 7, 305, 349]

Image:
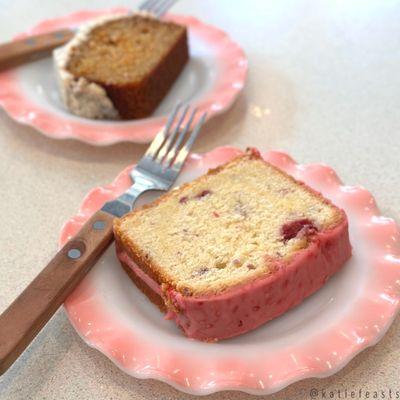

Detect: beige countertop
[0, 0, 399, 399]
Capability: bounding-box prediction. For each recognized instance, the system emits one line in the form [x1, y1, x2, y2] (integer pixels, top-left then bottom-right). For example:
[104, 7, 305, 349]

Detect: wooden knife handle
[0, 209, 115, 375]
[0, 29, 74, 71]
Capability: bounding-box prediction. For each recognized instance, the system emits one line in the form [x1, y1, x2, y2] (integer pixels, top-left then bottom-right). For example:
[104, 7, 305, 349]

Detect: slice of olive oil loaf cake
[114, 149, 352, 341]
[54, 13, 188, 120]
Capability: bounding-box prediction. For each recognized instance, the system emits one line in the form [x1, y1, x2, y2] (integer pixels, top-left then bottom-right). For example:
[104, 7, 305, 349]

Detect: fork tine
[135, 106, 206, 186]
[172, 112, 207, 171]
[146, 0, 167, 15]
[156, 104, 190, 162]
[152, 0, 177, 17]
[138, 0, 158, 12]
[143, 103, 182, 159]
[164, 107, 198, 166]
[139, 0, 176, 17]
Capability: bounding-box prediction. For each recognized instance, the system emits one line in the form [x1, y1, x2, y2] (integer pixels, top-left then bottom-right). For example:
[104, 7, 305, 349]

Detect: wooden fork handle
[0, 210, 115, 375]
[0, 29, 74, 71]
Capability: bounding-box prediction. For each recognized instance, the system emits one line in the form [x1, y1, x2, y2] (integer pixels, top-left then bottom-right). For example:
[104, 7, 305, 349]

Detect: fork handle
[0, 210, 115, 375]
[0, 29, 74, 71]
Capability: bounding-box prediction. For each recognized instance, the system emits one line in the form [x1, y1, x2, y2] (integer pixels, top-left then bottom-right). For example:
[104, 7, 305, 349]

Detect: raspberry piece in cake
[114, 149, 352, 341]
[281, 218, 318, 242]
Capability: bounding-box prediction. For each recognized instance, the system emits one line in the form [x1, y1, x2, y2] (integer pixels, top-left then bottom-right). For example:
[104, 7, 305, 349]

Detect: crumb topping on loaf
[114, 151, 344, 295]
[53, 14, 127, 119]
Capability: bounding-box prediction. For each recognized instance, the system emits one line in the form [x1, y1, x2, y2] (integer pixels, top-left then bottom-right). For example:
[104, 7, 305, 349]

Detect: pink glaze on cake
[117, 215, 351, 341]
[118, 250, 163, 296]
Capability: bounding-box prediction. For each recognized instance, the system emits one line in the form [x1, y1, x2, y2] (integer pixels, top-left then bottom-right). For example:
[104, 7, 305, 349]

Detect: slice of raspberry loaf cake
[114, 149, 351, 341]
[54, 13, 188, 119]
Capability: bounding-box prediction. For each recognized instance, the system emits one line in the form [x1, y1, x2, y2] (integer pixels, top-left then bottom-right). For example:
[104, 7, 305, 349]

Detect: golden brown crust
[114, 149, 346, 296]
[103, 29, 188, 119]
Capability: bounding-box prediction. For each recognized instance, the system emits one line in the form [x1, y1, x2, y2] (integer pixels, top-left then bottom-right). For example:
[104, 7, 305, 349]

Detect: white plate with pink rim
[0, 8, 247, 145]
[60, 146, 400, 395]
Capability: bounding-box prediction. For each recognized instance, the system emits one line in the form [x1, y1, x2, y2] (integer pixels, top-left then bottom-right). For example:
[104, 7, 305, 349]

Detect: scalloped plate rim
[64, 313, 397, 396]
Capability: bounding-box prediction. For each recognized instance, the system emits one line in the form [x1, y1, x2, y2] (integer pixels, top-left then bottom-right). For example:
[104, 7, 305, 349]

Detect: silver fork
[0, 0, 179, 71]
[139, 0, 178, 17]
[0, 104, 206, 376]
[103, 104, 206, 217]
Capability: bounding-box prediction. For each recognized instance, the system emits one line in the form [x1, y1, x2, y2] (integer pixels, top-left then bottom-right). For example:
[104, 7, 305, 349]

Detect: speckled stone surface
[0, 0, 399, 399]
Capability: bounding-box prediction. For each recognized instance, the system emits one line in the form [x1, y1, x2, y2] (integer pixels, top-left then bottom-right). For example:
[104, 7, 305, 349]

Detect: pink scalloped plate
[0, 9, 247, 145]
[61, 147, 400, 395]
